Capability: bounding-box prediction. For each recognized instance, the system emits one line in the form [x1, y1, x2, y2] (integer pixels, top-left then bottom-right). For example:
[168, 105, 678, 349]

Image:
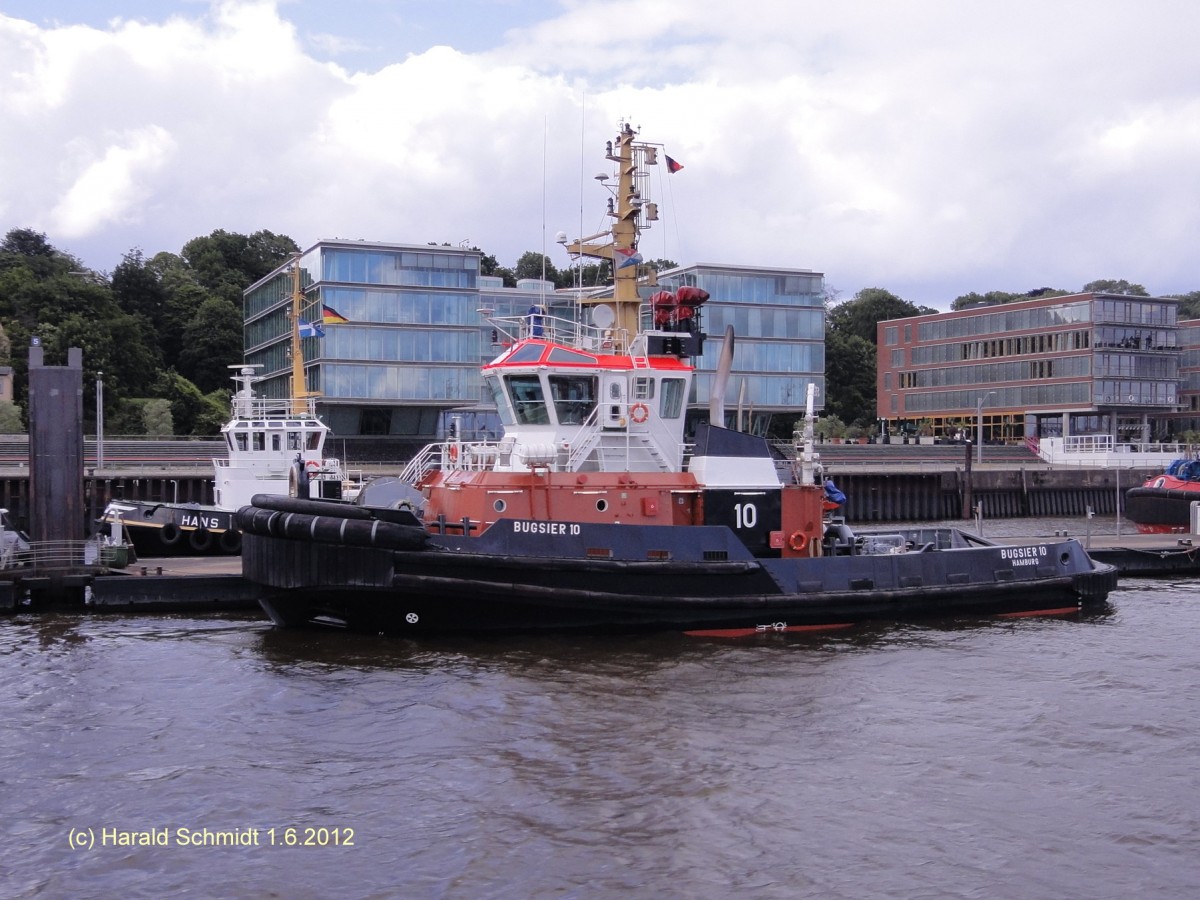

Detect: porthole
[493, 499, 507, 512]
[596, 499, 608, 512]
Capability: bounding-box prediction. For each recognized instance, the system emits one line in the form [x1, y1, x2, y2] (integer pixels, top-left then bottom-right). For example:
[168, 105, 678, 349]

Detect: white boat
[99, 258, 359, 556]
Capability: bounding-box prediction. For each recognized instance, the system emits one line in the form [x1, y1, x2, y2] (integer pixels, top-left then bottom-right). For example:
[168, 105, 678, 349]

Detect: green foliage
[823, 288, 935, 426]
[0, 400, 23, 433]
[1, 228, 56, 258]
[1168, 291, 1200, 320]
[555, 261, 609, 290]
[824, 330, 877, 426]
[952, 279, 1152, 312]
[814, 413, 845, 440]
[0, 226, 289, 436]
[177, 297, 245, 392]
[180, 229, 298, 305]
[514, 251, 558, 283]
[827, 287, 936, 346]
[141, 398, 174, 436]
[154, 370, 228, 436]
[1083, 278, 1148, 296]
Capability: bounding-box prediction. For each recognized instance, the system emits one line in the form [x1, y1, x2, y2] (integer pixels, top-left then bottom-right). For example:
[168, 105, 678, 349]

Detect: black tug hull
[240, 508, 1117, 636]
[100, 502, 240, 557]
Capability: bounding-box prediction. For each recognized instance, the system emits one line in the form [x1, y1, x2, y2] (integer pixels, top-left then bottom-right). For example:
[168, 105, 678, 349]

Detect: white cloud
[1, 0, 1200, 303]
[51, 126, 177, 235]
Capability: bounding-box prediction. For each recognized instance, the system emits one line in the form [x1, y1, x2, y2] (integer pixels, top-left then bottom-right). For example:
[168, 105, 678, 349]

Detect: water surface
[3, 518, 1198, 898]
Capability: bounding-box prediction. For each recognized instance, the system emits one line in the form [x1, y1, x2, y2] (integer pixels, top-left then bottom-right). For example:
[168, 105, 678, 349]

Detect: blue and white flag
[299, 319, 324, 339]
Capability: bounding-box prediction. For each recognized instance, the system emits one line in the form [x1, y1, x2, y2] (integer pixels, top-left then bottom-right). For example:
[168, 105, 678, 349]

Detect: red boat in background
[1125, 458, 1200, 533]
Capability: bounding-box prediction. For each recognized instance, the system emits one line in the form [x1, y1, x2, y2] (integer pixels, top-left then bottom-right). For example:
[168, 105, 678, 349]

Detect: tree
[951, 286, 1072, 310]
[824, 330, 877, 426]
[554, 261, 609, 290]
[146, 251, 213, 365]
[1083, 278, 1149, 296]
[112, 249, 168, 322]
[141, 399, 174, 436]
[822, 288, 936, 426]
[154, 370, 228, 436]
[0, 400, 23, 433]
[1168, 291, 1200, 320]
[177, 297, 245, 392]
[181, 229, 298, 305]
[2, 228, 56, 259]
[827, 288, 936, 347]
[514, 251, 558, 283]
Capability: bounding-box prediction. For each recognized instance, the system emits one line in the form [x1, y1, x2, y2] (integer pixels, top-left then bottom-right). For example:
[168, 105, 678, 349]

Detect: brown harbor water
[3, 517, 1199, 898]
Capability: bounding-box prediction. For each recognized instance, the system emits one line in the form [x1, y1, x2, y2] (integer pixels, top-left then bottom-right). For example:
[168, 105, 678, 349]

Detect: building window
[360, 408, 393, 435]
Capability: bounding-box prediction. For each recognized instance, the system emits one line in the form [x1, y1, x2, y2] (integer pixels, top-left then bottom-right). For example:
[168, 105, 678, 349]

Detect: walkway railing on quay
[0, 538, 124, 575]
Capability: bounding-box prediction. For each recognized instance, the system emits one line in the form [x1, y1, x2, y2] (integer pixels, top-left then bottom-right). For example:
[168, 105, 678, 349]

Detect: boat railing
[487, 312, 632, 355]
[229, 396, 321, 420]
[565, 407, 604, 469]
[399, 439, 509, 483]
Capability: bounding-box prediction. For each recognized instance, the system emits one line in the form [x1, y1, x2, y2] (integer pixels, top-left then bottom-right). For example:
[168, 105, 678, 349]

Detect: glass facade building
[878, 292, 1182, 443]
[659, 263, 826, 433]
[244, 243, 825, 454]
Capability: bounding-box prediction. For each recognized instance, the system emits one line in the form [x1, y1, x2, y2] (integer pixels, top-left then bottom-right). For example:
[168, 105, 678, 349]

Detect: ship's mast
[565, 122, 656, 352]
[289, 254, 316, 414]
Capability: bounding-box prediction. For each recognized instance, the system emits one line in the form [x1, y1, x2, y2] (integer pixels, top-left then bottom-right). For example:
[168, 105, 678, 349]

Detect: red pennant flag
[665, 154, 684, 174]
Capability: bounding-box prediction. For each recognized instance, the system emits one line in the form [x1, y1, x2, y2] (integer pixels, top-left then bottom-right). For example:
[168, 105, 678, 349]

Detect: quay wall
[831, 467, 1159, 522]
[0, 462, 1165, 532]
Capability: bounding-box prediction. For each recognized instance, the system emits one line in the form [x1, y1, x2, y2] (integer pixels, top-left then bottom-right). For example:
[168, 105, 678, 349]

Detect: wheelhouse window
[486, 375, 514, 426]
[660, 378, 686, 418]
[508, 375, 549, 424]
[548, 375, 597, 425]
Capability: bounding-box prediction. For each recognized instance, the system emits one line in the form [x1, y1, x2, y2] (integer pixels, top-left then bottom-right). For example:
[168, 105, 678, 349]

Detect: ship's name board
[512, 521, 582, 536]
[181, 514, 223, 529]
[1001, 545, 1048, 567]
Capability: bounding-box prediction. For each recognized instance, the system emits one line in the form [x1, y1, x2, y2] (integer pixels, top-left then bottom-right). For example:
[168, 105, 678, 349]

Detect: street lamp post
[976, 391, 998, 464]
[96, 371, 104, 470]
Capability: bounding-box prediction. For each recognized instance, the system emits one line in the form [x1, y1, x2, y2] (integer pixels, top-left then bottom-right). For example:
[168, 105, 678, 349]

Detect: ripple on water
[3, 579, 1200, 897]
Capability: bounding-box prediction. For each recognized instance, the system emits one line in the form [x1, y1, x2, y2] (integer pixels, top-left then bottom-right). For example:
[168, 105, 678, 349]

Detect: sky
[2, 0, 1199, 309]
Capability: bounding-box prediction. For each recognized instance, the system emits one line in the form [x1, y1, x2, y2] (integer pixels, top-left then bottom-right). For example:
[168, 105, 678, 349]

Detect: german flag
[322, 305, 349, 324]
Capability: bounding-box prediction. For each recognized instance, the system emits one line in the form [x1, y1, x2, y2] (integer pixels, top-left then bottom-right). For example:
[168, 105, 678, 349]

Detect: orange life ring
[788, 531, 808, 553]
[305, 459, 320, 472]
[448, 444, 459, 462]
[630, 402, 650, 424]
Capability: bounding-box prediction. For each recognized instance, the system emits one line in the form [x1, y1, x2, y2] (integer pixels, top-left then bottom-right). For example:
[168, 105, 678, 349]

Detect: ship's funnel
[709, 325, 735, 426]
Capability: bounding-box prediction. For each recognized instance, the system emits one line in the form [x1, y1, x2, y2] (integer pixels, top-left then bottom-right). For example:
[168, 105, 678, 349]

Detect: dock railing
[0, 538, 123, 575]
[1034, 436, 1195, 469]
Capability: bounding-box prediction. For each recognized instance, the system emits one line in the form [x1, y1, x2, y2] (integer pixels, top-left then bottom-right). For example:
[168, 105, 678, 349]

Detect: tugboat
[99, 258, 359, 557]
[1125, 458, 1200, 533]
[238, 122, 1117, 636]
